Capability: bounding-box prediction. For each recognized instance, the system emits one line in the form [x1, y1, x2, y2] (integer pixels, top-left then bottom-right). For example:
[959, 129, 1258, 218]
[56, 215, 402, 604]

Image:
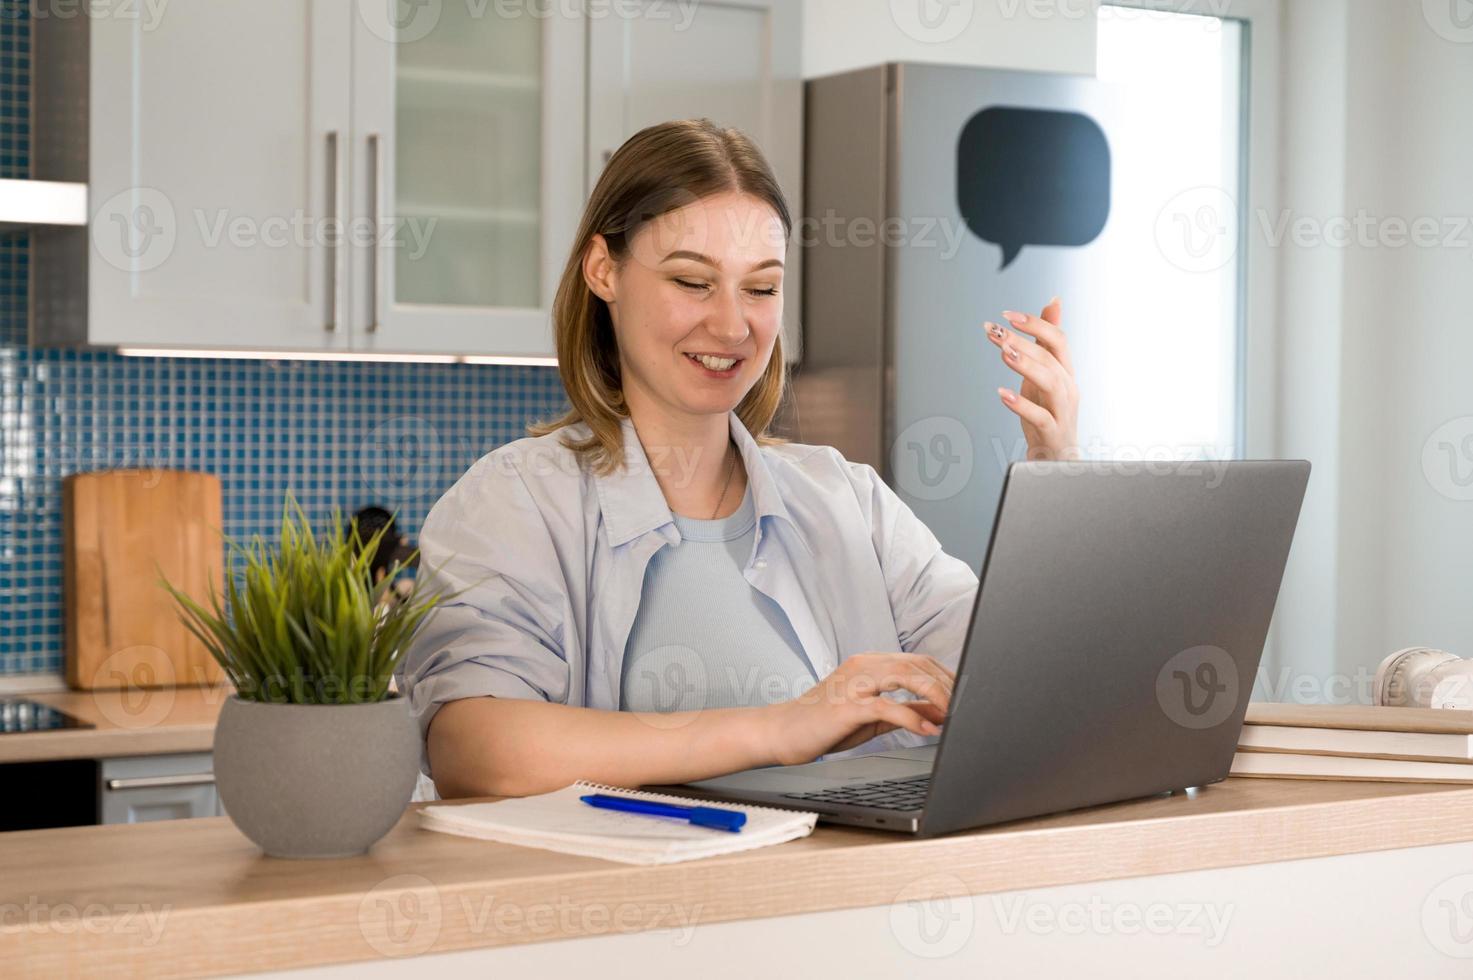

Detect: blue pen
[579, 793, 747, 833]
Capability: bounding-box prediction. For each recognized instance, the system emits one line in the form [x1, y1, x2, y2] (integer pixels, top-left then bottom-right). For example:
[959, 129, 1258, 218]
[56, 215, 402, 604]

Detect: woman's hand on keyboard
[763, 653, 954, 767]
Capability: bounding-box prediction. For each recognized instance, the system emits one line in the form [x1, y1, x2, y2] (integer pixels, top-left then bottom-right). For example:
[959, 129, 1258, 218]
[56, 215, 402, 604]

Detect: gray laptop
[647, 460, 1310, 836]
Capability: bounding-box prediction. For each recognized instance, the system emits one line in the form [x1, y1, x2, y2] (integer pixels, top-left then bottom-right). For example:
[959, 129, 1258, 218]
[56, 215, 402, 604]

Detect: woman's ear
[583, 234, 617, 303]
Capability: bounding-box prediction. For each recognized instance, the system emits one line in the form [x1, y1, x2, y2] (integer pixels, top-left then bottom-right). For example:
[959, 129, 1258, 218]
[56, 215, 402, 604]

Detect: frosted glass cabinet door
[586, 0, 804, 361]
[351, 4, 586, 357]
[83, 1, 352, 351]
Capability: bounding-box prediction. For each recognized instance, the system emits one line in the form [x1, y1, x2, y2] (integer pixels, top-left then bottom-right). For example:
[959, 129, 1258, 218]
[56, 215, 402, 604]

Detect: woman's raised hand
[763, 653, 954, 766]
[986, 296, 1080, 461]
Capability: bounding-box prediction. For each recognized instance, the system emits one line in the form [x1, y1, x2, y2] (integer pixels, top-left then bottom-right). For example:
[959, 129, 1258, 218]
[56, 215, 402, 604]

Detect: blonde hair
[529, 119, 792, 475]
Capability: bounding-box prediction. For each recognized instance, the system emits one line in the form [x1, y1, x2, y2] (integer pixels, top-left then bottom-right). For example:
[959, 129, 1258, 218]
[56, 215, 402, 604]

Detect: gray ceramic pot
[213, 695, 420, 859]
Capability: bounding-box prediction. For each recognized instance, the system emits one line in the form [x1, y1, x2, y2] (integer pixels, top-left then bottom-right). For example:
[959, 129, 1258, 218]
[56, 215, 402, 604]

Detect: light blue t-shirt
[619, 484, 818, 713]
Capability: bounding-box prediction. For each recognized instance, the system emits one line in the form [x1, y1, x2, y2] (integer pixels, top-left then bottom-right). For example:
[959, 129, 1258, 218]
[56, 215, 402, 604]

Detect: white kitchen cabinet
[98, 753, 221, 825]
[32, 1, 355, 352]
[31, 1, 583, 359]
[586, 0, 805, 360]
[348, 3, 586, 356]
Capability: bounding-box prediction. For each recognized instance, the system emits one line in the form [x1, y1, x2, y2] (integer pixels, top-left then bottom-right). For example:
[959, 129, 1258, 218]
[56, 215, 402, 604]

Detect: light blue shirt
[619, 484, 817, 714]
[399, 411, 979, 777]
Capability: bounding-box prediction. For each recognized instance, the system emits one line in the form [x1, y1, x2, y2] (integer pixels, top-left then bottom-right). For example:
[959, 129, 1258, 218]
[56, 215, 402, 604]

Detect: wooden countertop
[6, 778, 1473, 977]
[0, 686, 226, 763]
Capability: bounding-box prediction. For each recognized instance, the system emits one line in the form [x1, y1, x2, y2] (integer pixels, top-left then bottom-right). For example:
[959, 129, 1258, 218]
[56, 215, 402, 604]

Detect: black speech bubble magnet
[957, 106, 1111, 269]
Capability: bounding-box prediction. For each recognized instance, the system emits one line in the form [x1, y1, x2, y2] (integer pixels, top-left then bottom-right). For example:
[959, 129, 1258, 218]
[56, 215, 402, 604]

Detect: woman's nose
[707, 289, 750, 345]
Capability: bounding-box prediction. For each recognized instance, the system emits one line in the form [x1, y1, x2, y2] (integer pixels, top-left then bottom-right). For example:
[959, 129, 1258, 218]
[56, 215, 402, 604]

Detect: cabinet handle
[105, 773, 216, 791]
[367, 132, 383, 334]
[325, 129, 342, 332]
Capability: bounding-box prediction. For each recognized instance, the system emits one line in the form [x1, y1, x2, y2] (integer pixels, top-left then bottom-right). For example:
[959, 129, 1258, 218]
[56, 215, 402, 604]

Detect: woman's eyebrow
[661, 249, 785, 272]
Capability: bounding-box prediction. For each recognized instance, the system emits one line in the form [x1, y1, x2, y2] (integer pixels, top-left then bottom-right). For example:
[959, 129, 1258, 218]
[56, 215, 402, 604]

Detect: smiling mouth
[684, 352, 743, 373]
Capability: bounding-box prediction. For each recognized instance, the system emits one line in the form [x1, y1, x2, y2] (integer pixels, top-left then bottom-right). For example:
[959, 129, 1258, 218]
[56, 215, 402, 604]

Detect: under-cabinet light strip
[116, 348, 559, 367]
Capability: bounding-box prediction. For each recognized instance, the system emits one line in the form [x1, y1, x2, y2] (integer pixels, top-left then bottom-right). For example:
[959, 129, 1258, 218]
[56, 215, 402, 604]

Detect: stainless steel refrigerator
[787, 62, 1122, 571]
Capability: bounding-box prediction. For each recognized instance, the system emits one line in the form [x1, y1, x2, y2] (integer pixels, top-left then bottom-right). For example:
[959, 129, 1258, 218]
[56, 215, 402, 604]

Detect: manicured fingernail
[1049, 295, 1062, 306]
[924, 721, 941, 735]
[1004, 345, 1019, 360]
[986, 322, 1005, 340]
[1002, 310, 1028, 326]
[998, 388, 1016, 403]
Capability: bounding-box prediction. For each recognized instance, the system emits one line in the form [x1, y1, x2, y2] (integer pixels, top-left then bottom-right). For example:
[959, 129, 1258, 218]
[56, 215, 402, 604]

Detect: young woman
[400, 119, 1080, 798]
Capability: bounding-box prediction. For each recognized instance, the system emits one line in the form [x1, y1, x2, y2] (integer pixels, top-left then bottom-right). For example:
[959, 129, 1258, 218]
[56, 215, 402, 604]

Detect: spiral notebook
[419, 781, 820, 865]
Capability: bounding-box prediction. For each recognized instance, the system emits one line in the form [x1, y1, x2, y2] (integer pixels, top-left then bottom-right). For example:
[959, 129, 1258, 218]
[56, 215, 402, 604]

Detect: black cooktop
[0, 699, 93, 734]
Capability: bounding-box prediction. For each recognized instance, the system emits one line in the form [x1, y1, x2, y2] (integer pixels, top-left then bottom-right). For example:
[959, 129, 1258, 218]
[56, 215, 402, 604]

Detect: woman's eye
[673, 278, 777, 297]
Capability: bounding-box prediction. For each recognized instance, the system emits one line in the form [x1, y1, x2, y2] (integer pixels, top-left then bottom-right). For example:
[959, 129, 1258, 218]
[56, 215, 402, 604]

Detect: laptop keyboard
[781, 773, 931, 811]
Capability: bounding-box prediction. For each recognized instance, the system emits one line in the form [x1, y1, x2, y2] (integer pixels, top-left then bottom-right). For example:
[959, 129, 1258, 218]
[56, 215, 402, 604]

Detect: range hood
[0, 178, 87, 232]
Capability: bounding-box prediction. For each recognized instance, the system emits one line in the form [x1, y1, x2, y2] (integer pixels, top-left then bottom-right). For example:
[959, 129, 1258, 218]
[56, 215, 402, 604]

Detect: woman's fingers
[905, 699, 948, 726]
[799, 654, 954, 753]
[871, 670, 952, 714]
[910, 656, 957, 704]
[998, 386, 1057, 434]
[985, 320, 1068, 383]
[1001, 302, 1073, 375]
[838, 665, 949, 716]
[865, 653, 955, 707]
[828, 654, 954, 717]
[987, 298, 1080, 461]
[849, 651, 955, 684]
[831, 700, 943, 754]
[865, 697, 942, 738]
[988, 324, 1072, 401]
[1040, 295, 1063, 330]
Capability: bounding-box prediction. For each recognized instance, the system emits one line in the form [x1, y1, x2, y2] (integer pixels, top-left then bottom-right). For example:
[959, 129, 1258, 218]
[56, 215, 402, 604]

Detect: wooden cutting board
[63, 469, 227, 690]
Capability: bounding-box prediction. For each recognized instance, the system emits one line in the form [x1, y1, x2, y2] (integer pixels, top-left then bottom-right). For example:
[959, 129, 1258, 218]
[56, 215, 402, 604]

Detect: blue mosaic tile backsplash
[0, 11, 570, 674]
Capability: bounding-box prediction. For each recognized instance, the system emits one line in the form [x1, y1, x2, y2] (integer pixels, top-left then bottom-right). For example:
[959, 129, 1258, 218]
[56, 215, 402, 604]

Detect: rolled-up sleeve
[844, 461, 978, 672]
[399, 453, 574, 764]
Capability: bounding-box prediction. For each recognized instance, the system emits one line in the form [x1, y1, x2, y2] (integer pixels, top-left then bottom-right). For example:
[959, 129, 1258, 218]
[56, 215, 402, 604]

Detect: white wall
[1364, 4, 1473, 661]
[802, 0, 1098, 78]
[1261, 0, 1351, 697]
[1269, 0, 1473, 696]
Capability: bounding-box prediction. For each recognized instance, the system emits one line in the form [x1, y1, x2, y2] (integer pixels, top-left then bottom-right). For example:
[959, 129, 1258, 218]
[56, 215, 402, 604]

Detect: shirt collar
[593, 411, 795, 548]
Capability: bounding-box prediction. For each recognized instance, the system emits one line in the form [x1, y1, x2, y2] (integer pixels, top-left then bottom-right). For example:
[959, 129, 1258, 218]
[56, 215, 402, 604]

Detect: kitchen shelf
[396, 203, 539, 225]
[397, 65, 540, 93]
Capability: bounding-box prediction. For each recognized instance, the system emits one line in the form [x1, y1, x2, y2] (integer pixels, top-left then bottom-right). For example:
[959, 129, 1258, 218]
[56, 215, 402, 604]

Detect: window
[1092, 5, 1247, 460]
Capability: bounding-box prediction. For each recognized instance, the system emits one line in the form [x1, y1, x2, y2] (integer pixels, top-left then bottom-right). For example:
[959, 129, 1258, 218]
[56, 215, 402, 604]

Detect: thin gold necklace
[711, 441, 737, 519]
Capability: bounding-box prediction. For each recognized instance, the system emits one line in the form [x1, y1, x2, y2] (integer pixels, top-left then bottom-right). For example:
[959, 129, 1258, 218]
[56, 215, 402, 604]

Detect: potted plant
[163, 496, 450, 859]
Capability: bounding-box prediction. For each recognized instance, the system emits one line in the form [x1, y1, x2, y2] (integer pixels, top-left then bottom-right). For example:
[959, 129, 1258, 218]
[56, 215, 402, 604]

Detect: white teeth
[690, 354, 737, 372]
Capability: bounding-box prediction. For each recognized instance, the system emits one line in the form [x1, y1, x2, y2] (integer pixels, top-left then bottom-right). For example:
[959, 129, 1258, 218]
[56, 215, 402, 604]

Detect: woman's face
[586, 190, 787, 423]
